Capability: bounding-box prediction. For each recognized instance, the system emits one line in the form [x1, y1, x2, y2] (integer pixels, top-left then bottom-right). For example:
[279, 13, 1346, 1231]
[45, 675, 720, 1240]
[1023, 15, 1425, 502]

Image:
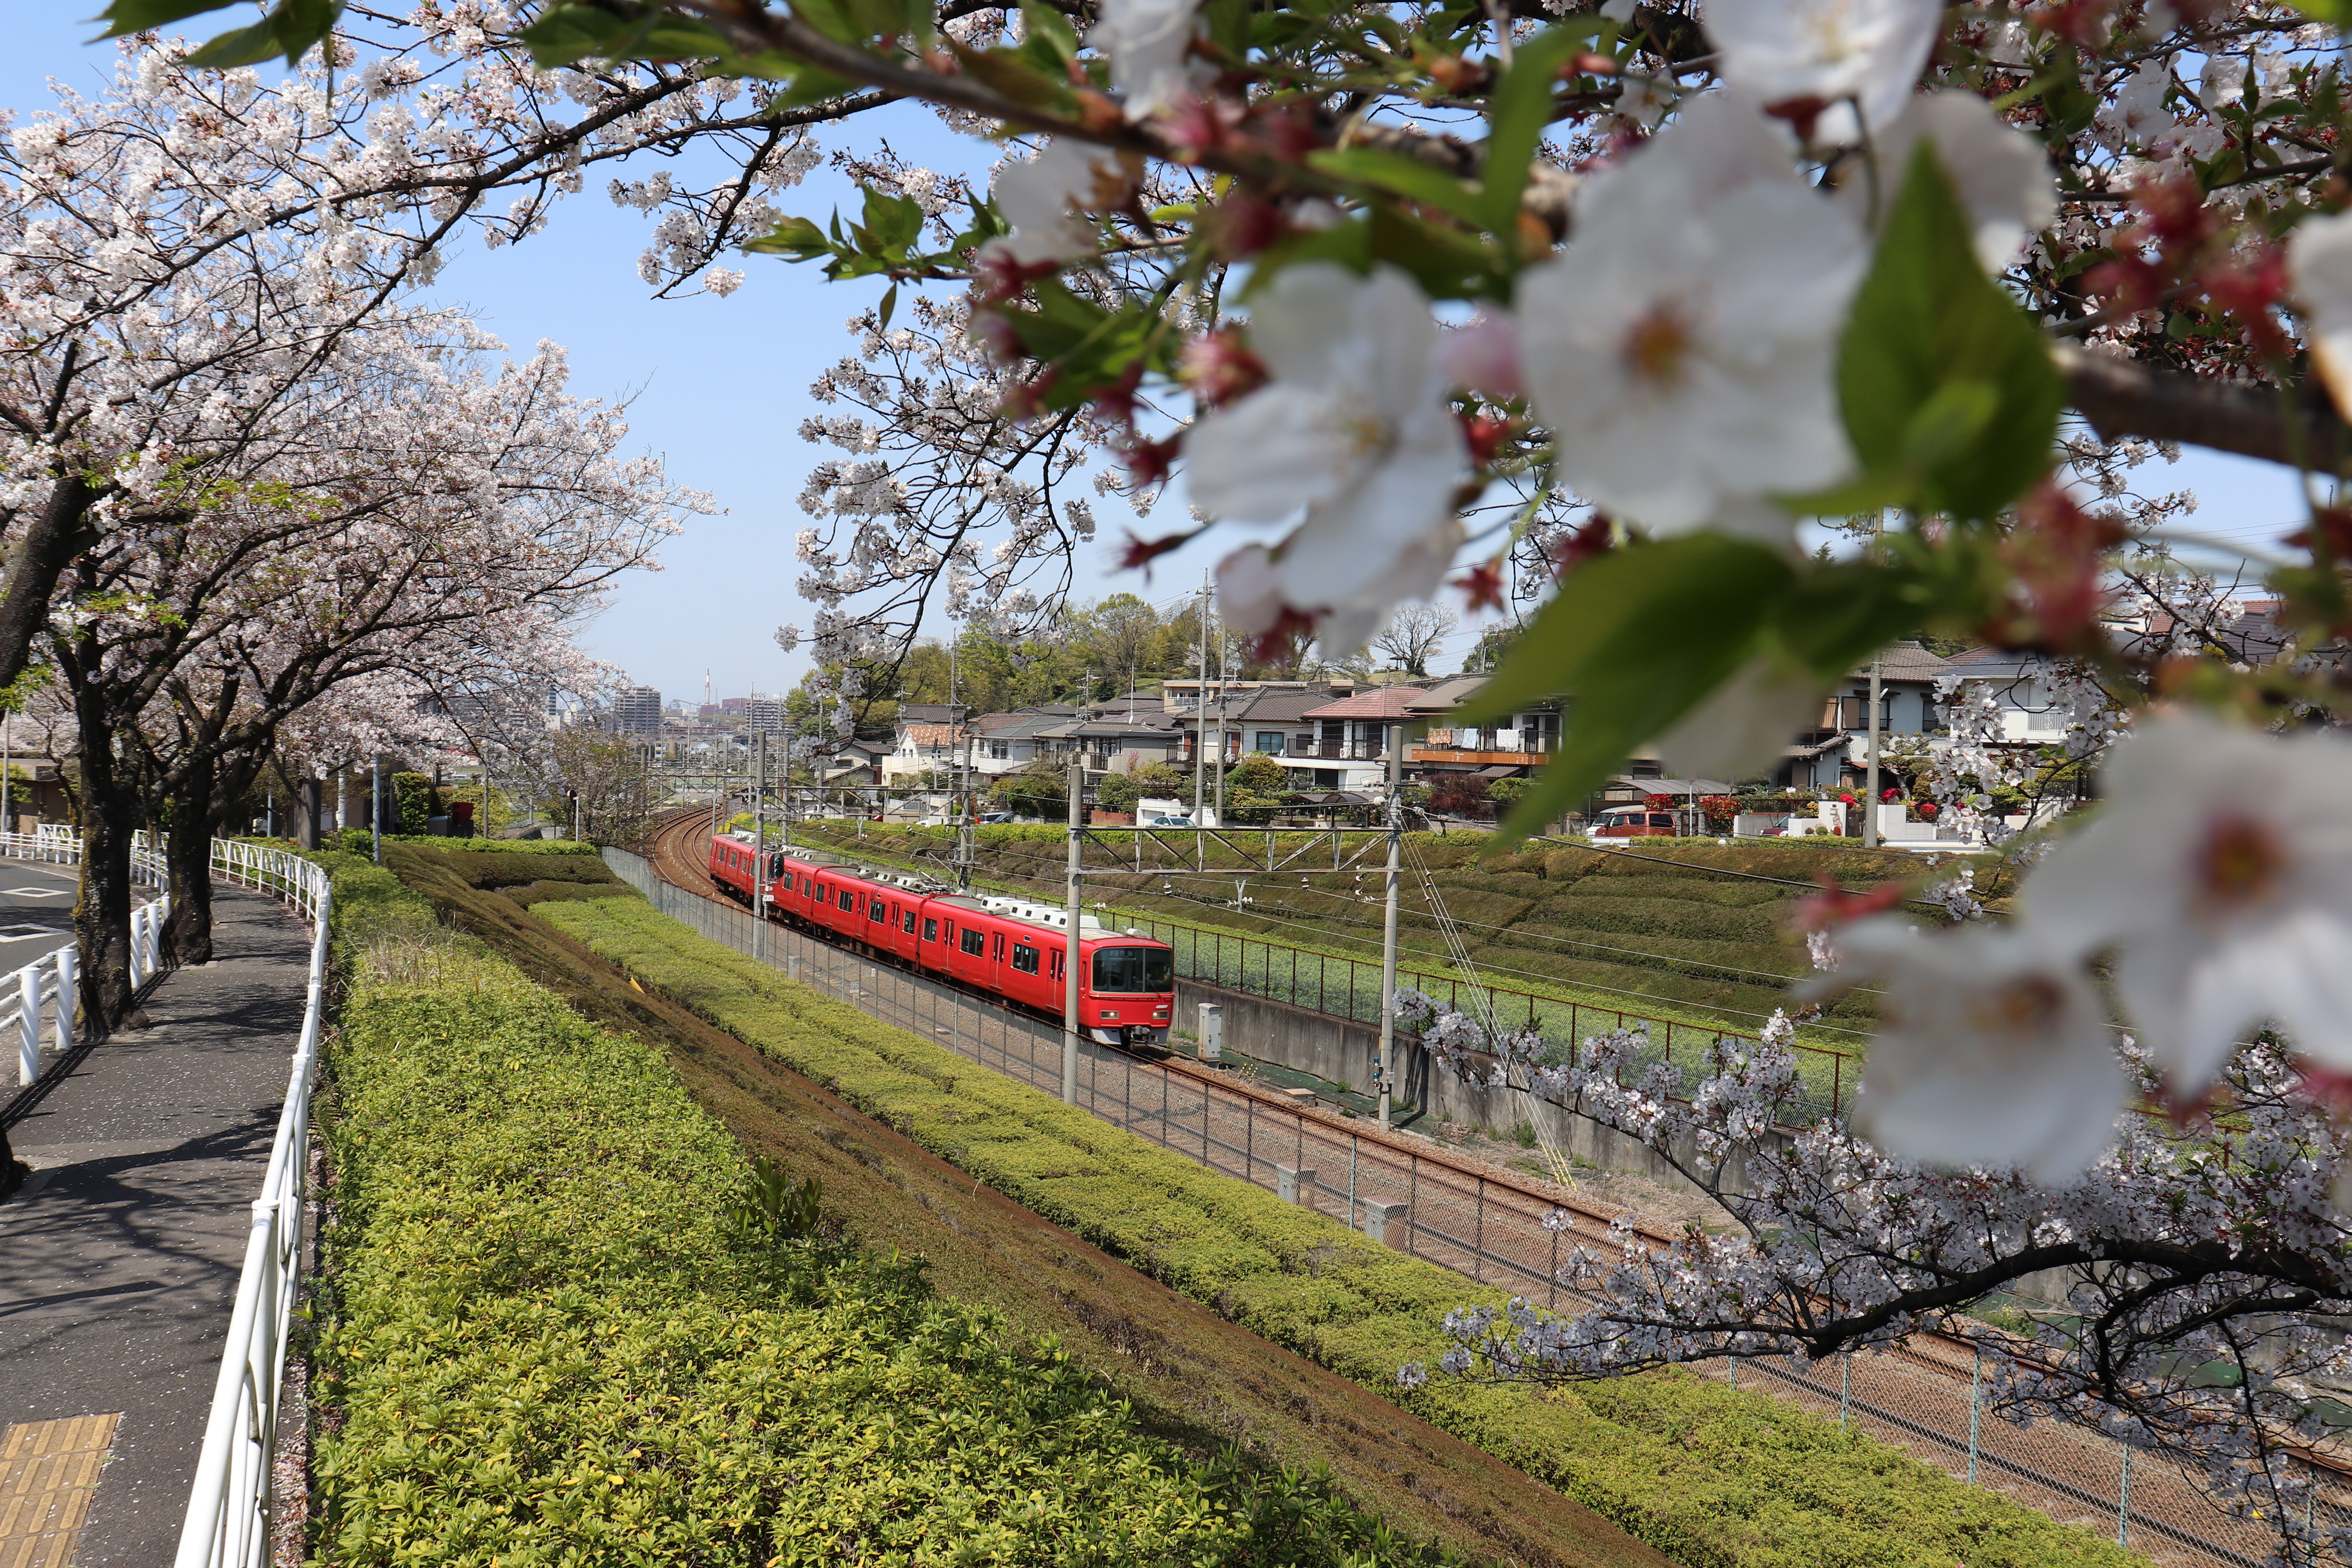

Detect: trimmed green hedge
[312, 907, 1461, 1563]
[535, 897, 2137, 1568]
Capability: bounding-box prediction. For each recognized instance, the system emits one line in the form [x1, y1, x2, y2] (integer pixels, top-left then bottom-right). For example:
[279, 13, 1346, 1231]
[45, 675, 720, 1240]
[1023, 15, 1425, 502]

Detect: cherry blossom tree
[38, 328, 685, 1017]
[119, 0, 2352, 1550]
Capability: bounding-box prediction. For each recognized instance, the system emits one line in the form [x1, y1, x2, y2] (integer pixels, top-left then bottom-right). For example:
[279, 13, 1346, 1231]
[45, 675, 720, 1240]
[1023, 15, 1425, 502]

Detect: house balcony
[1409, 744, 1548, 767]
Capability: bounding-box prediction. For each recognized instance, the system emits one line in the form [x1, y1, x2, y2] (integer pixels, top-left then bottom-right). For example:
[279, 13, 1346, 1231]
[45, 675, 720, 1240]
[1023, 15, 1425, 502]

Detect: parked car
[1142, 813, 1194, 828]
[1590, 805, 1679, 838]
[978, 811, 1014, 824]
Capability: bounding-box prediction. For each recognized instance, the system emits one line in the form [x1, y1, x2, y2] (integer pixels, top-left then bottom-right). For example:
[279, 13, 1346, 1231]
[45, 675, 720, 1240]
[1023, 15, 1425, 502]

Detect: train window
[838, 887, 855, 912]
[779, 871, 795, 891]
[992, 933, 1005, 961]
[902, 908, 918, 934]
[1092, 946, 1174, 992]
[923, 918, 939, 942]
[1049, 951, 1063, 982]
[959, 927, 985, 956]
[869, 900, 887, 924]
[1011, 943, 1040, 975]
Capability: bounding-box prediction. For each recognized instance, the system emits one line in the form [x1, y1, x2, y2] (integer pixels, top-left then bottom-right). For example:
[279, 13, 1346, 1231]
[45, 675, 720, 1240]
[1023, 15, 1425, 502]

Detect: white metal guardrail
[5, 830, 171, 1087]
[171, 838, 332, 1568]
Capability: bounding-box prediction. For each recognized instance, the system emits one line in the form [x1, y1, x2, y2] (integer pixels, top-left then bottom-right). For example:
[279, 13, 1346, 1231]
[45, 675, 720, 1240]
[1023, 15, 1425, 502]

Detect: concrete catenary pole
[370, 755, 382, 865]
[753, 731, 768, 963]
[1378, 719, 1402, 1130]
[1063, 758, 1084, 1104]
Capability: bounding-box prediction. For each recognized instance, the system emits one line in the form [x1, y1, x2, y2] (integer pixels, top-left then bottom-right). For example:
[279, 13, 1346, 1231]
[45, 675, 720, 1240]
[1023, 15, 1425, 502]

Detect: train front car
[708, 833, 758, 905]
[1077, 933, 1175, 1047]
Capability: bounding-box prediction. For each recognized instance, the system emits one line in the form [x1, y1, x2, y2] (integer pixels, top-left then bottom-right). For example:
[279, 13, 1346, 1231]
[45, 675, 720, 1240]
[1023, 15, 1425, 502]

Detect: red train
[707, 833, 1174, 1047]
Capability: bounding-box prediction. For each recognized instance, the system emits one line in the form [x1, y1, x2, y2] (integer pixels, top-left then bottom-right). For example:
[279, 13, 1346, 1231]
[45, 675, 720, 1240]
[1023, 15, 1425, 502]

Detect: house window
[988, 740, 1009, 759]
[1012, 943, 1040, 975]
[924, 917, 940, 942]
[960, 927, 987, 956]
[1255, 732, 1284, 753]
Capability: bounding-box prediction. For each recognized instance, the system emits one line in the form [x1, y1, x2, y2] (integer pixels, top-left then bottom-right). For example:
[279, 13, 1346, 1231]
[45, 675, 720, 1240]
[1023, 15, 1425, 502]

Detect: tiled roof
[900, 723, 963, 747]
[1301, 686, 1432, 720]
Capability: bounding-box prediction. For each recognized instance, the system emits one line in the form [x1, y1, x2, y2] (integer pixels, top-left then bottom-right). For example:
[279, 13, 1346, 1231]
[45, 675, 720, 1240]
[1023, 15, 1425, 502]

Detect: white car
[1142, 813, 1194, 828]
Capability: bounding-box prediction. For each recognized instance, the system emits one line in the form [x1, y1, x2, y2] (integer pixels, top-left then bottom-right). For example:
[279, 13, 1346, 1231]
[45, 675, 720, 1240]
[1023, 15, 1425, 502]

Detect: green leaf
[1365, 201, 1506, 301]
[97, 0, 259, 33]
[747, 215, 833, 259]
[1476, 22, 1604, 234]
[519, 5, 628, 67]
[183, 18, 287, 66]
[1836, 142, 2062, 520]
[1457, 535, 1797, 843]
[1305, 146, 1488, 226]
[877, 283, 899, 330]
[1018, 0, 1080, 64]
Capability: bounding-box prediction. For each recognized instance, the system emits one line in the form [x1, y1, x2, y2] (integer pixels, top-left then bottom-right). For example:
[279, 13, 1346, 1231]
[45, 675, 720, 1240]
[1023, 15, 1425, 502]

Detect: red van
[1591, 805, 1679, 838]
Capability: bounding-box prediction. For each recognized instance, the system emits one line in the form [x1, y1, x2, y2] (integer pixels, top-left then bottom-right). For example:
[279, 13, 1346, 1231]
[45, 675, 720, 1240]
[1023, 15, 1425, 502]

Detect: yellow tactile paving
[0, 1415, 119, 1568]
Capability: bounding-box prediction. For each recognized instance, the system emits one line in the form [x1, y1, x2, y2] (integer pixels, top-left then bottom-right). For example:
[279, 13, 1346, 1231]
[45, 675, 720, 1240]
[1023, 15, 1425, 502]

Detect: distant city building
[720, 697, 748, 714]
[746, 697, 789, 735]
[611, 685, 662, 735]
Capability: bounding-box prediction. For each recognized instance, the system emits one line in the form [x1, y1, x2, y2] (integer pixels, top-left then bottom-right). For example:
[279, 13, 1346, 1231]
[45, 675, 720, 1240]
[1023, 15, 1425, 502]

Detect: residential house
[1293, 685, 1433, 791]
[965, 706, 1081, 777]
[882, 702, 969, 784]
[1399, 677, 1563, 787]
[1030, 708, 1188, 777]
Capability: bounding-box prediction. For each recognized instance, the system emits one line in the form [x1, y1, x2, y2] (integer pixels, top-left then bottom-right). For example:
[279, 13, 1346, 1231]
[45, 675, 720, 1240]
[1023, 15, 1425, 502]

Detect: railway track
[628, 806, 2281, 1566]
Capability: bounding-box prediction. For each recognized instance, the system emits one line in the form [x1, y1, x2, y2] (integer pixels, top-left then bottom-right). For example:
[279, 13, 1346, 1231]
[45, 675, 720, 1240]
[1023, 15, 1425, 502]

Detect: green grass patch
[308, 861, 1465, 1566]
[536, 894, 2137, 1568]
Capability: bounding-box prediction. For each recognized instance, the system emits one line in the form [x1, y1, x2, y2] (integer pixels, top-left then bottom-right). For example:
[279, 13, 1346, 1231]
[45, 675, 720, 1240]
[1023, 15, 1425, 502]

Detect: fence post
[1347, 1131, 1357, 1232]
[17, 965, 38, 1087]
[1245, 1094, 1253, 1178]
[1474, 1175, 1485, 1281]
[54, 946, 74, 1053]
[2118, 1446, 2131, 1547]
[1968, 1347, 1982, 1485]
[1409, 1153, 1418, 1257]
[129, 907, 146, 989]
[1840, 1353, 1851, 1425]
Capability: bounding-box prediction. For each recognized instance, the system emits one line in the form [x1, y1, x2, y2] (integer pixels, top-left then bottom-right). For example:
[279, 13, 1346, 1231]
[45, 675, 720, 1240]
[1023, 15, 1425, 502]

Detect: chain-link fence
[604, 848, 2346, 1567]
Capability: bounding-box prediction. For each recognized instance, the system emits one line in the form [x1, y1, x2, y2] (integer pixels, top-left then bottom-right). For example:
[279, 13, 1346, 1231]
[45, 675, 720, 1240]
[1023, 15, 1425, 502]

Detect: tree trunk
[296, 776, 320, 849]
[164, 751, 219, 967]
[0, 474, 94, 700]
[72, 705, 142, 1032]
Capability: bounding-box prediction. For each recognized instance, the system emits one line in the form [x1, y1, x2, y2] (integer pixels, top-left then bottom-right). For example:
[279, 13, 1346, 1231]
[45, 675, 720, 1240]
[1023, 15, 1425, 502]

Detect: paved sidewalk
[0, 884, 310, 1566]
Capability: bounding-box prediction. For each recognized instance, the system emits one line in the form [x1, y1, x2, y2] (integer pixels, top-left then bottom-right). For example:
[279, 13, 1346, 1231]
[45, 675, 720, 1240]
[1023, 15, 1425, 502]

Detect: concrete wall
[1174, 976, 1780, 1200]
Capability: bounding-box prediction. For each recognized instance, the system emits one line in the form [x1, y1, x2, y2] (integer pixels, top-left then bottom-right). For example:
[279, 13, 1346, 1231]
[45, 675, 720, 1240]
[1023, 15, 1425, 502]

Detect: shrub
[535, 897, 2134, 1568]
[314, 926, 1460, 1565]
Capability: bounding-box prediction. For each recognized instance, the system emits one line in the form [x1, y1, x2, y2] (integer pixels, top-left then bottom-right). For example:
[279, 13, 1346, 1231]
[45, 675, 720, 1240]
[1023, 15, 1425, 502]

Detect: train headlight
[1099, 1009, 1120, 1021]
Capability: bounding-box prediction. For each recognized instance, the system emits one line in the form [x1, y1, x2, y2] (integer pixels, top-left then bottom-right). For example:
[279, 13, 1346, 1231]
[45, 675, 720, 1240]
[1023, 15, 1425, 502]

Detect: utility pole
[1211, 597, 1227, 826]
[2, 709, 13, 837]
[1377, 720, 1402, 1130]
[1063, 758, 1083, 1105]
[370, 755, 383, 865]
[1863, 510, 1884, 849]
[779, 722, 795, 849]
[753, 731, 768, 962]
[1192, 571, 1208, 823]
[1864, 658, 1883, 848]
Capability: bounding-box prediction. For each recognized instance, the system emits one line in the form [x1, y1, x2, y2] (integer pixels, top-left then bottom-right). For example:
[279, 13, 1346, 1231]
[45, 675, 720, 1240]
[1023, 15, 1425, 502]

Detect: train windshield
[1091, 946, 1172, 993]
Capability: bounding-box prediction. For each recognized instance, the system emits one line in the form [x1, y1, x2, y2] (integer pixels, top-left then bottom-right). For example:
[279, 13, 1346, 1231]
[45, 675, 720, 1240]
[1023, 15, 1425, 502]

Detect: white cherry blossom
[1189, 263, 1468, 640]
[1842, 91, 2057, 272]
[1702, 0, 1941, 141]
[1806, 917, 2128, 1179]
[980, 139, 1136, 268]
[1515, 97, 1864, 533]
[1087, 0, 1206, 119]
[2021, 715, 2352, 1089]
[1653, 656, 1827, 780]
[2290, 210, 2352, 419]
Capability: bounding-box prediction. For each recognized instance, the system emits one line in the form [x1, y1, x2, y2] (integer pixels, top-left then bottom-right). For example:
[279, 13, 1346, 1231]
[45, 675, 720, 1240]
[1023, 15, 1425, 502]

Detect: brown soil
[379, 840, 1676, 1568]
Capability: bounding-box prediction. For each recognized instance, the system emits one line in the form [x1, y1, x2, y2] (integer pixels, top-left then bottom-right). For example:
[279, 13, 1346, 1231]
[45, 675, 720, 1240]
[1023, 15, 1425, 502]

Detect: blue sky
[5, 13, 2314, 707]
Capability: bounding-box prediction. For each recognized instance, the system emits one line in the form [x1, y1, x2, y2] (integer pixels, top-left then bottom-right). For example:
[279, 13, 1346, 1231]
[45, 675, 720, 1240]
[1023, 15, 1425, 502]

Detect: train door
[953, 921, 987, 984]
[918, 910, 946, 976]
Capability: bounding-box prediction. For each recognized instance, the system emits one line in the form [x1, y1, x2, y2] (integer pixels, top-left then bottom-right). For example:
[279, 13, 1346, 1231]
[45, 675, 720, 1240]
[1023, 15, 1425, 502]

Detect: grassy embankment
[322, 842, 1683, 1568]
[534, 874, 2138, 1568]
[305, 846, 1512, 1565]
